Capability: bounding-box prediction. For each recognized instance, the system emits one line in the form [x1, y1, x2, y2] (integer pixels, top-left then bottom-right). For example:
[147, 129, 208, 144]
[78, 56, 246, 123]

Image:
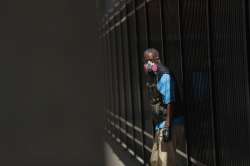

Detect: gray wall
[0, 1, 104, 165]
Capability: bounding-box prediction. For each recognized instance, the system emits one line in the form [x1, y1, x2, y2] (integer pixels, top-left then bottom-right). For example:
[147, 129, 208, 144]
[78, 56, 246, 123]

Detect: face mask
[144, 61, 158, 74]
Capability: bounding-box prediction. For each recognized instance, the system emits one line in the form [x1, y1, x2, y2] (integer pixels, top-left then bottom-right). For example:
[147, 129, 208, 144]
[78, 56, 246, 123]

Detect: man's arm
[156, 73, 175, 142]
[162, 102, 173, 142]
[157, 74, 175, 126]
[166, 102, 174, 128]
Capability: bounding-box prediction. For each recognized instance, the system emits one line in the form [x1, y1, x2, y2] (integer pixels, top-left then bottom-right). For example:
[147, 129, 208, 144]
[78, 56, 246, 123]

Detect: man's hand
[162, 126, 171, 142]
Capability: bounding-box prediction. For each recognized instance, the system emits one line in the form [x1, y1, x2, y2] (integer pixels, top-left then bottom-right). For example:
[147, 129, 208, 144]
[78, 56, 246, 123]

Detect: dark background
[0, 0, 104, 166]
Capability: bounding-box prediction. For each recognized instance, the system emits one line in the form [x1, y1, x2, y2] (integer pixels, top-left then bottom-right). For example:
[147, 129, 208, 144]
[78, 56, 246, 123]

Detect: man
[143, 48, 184, 166]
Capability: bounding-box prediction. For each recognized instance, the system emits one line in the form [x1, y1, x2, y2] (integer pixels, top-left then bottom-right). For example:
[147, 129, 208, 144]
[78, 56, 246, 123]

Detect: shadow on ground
[105, 135, 186, 166]
[105, 136, 141, 166]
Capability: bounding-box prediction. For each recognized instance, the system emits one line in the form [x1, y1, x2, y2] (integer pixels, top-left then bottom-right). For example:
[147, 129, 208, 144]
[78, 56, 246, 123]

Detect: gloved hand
[162, 126, 171, 142]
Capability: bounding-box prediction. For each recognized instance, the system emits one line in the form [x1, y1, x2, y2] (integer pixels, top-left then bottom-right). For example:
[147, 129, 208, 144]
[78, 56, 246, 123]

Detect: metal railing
[100, 0, 250, 165]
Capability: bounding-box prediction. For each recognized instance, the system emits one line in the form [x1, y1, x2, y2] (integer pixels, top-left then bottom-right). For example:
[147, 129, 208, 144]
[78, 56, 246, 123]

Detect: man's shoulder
[158, 64, 170, 74]
[159, 73, 171, 83]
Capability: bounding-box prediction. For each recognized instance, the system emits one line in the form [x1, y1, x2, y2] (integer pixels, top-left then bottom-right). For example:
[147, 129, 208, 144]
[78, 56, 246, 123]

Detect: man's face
[144, 52, 158, 75]
[144, 52, 155, 64]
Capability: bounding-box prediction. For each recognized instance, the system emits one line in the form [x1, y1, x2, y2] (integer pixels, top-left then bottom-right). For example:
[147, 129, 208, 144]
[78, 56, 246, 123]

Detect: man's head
[144, 48, 160, 64]
[143, 48, 160, 74]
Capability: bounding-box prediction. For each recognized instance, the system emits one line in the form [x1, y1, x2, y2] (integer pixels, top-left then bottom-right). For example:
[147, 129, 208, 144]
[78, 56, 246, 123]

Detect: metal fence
[100, 0, 250, 165]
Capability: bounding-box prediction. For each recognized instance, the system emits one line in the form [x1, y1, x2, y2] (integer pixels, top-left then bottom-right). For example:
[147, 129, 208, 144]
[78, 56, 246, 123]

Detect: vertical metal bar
[105, 18, 110, 132]
[108, 20, 113, 134]
[114, 13, 120, 139]
[106, 23, 111, 132]
[107, 18, 115, 136]
[123, 3, 129, 149]
[103, 24, 108, 130]
[106, 13, 113, 136]
[131, 0, 137, 157]
[119, 9, 128, 149]
[110, 17, 115, 137]
[242, 0, 250, 162]
[143, 0, 151, 163]
[113, 12, 119, 139]
[177, 0, 191, 165]
[118, 9, 123, 142]
[159, 0, 166, 64]
[117, 4, 127, 146]
[145, 0, 150, 48]
[125, 0, 136, 157]
[106, 18, 111, 131]
[114, 12, 122, 142]
[105, 23, 111, 132]
[134, 0, 146, 163]
[114, 14, 120, 139]
[206, 0, 219, 165]
[145, 0, 156, 140]
[110, 14, 118, 138]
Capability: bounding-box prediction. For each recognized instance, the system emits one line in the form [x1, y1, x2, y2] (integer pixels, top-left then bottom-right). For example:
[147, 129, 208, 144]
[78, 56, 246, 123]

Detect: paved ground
[105, 136, 186, 166]
[105, 142, 141, 166]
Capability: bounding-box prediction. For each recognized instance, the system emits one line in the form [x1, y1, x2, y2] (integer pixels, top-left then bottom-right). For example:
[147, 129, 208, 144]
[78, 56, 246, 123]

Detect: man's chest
[146, 80, 162, 105]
